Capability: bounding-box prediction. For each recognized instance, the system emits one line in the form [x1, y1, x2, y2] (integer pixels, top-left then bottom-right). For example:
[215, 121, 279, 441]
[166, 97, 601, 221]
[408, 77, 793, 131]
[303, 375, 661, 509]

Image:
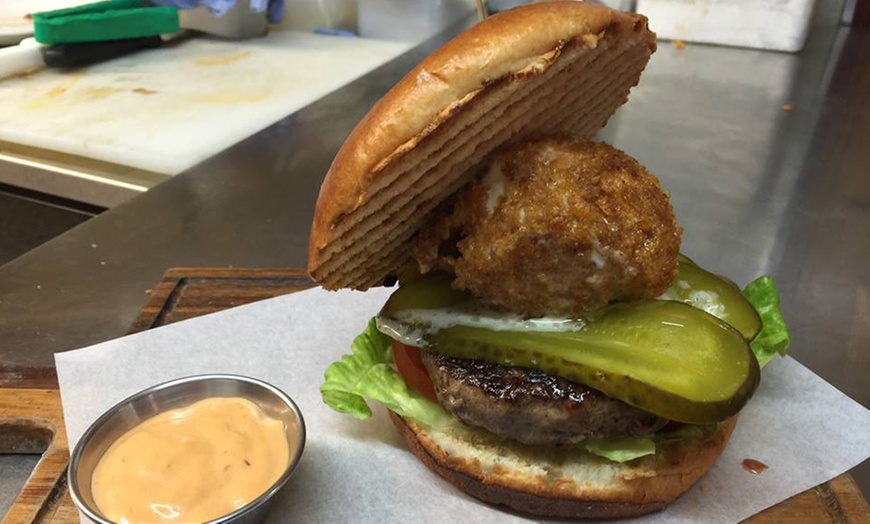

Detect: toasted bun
[309, 2, 656, 290]
[390, 412, 736, 519]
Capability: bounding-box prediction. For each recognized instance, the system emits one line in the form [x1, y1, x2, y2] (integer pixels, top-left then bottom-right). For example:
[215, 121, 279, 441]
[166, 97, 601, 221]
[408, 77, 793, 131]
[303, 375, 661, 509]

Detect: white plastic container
[636, 0, 818, 52]
[357, 0, 475, 42]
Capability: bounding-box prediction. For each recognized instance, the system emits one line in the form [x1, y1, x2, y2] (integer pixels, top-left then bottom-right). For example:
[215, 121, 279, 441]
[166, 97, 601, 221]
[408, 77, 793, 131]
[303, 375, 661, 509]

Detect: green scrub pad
[33, 0, 180, 45]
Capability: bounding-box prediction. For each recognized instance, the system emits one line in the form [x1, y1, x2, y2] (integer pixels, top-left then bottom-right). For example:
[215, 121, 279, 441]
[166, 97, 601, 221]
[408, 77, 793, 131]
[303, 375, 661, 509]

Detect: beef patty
[422, 352, 668, 446]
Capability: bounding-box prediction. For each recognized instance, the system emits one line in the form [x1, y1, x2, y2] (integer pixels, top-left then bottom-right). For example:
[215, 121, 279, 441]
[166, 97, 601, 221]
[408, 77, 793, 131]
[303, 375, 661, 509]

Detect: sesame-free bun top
[309, 1, 657, 290]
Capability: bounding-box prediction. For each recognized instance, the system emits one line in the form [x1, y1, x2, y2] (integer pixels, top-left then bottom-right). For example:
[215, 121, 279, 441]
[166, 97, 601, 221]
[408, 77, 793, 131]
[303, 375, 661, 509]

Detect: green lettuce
[321, 318, 450, 428]
[743, 276, 790, 368]
[582, 424, 719, 462]
[584, 437, 656, 462]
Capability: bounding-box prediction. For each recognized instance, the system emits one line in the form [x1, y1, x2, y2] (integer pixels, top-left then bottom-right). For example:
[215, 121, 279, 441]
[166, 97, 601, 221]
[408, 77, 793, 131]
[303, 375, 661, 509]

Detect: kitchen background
[1, 0, 869, 517]
[0, 0, 859, 267]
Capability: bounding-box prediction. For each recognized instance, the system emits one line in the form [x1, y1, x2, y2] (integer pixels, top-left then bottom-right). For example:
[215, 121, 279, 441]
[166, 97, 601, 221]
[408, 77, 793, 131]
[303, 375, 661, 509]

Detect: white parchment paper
[55, 287, 870, 523]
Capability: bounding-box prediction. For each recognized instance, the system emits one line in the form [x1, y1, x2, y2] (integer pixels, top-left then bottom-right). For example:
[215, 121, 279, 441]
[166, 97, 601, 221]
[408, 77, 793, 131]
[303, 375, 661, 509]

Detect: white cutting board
[0, 0, 85, 45]
[0, 31, 411, 174]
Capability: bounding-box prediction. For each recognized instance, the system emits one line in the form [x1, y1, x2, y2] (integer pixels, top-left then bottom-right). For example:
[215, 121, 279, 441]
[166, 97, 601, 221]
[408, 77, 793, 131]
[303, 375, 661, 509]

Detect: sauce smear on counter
[741, 458, 769, 475]
[92, 397, 289, 523]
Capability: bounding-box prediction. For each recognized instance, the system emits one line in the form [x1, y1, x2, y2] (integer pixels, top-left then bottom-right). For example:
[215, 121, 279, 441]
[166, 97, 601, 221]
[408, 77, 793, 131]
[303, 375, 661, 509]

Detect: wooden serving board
[1, 268, 868, 523]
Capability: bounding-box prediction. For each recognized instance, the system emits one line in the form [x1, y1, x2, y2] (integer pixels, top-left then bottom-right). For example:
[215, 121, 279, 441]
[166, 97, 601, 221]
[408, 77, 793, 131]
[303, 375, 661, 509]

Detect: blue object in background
[257, 0, 284, 23]
[150, 0, 285, 23]
[313, 27, 357, 38]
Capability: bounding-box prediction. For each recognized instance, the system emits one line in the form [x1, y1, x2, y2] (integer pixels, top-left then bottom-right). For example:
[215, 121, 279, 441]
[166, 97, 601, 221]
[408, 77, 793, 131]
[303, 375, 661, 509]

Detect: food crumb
[782, 103, 794, 113]
[100, 261, 106, 266]
[91, 243, 98, 248]
[36, 285, 41, 290]
[672, 40, 687, 50]
[145, 289, 153, 295]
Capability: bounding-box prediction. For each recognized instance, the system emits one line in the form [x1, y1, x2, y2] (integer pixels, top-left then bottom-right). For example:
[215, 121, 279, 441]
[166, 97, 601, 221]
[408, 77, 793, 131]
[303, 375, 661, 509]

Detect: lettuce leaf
[320, 318, 450, 428]
[743, 276, 790, 368]
[584, 437, 655, 462]
[582, 424, 719, 462]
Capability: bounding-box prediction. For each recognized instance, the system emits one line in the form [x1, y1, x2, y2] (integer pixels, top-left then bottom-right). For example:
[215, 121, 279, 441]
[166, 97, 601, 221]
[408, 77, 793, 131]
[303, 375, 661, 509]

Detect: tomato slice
[391, 340, 439, 404]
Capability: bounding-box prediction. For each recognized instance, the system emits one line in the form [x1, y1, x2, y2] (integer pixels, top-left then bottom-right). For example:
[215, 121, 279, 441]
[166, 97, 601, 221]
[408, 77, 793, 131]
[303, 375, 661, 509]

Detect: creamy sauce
[659, 282, 727, 319]
[380, 272, 737, 347]
[689, 289, 726, 318]
[377, 306, 587, 348]
[590, 247, 607, 269]
[481, 160, 507, 215]
[92, 397, 289, 524]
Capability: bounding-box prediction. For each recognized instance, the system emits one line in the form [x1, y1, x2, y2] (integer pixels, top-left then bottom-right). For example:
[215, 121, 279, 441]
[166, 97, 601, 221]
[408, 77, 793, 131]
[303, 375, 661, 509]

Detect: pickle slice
[381, 272, 469, 317]
[378, 271, 761, 424]
[423, 302, 759, 423]
[662, 255, 762, 341]
[378, 255, 761, 424]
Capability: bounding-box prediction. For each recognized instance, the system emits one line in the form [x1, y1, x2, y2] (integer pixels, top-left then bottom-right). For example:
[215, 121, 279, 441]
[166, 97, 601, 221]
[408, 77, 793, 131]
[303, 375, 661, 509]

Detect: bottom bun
[390, 411, 737, 519]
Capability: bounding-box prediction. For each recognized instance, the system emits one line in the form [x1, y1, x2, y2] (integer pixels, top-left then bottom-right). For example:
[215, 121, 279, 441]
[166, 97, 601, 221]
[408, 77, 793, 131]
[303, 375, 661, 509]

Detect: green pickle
[379, 260, 763, 424]
[423, 302, 759, 424]
[382, 272, 467, 315]
[666, 255, 762, 340]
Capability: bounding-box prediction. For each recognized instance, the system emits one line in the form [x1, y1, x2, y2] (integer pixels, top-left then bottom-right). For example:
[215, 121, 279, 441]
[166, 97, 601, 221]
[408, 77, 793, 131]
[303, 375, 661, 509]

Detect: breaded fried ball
[413, 138, 682, 317]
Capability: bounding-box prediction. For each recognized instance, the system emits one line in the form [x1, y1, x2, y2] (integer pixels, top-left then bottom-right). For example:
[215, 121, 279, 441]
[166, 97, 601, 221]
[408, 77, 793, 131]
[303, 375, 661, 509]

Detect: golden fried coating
[413, 138, 681, 317]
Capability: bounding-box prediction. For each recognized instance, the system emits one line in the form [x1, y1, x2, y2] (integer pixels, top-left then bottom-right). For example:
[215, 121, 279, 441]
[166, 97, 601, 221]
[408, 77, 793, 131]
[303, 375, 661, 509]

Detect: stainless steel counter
[1, 13, 868, 512]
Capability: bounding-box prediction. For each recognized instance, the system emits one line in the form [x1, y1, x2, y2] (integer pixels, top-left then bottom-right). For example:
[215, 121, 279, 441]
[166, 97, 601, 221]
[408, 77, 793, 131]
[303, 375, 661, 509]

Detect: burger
[309, 2, 790, 519]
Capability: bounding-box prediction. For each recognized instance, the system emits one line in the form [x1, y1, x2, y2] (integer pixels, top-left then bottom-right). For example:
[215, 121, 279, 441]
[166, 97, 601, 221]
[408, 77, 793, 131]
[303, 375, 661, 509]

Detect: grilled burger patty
[422, 352, 668, 446]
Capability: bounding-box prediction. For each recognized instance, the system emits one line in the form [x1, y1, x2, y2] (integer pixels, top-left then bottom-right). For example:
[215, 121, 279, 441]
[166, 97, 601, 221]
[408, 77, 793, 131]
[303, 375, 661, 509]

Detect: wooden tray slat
[129, 268, 314, 332]
[2, 268, 866, 523]
[1, 389, 69, 524]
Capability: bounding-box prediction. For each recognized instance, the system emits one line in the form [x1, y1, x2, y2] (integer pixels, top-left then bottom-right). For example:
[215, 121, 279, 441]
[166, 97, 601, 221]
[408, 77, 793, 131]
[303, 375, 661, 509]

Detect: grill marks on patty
[423, 352, 668, 447]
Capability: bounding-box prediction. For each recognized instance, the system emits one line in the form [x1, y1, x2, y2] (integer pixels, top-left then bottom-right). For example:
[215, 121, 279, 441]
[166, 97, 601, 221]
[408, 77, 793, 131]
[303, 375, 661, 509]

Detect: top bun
[309, 1, 657, 290]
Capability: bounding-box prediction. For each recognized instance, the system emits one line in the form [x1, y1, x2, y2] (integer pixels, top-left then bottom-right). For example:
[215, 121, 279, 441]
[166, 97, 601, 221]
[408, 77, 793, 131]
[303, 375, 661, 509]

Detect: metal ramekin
[69, 374, 306, 524]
